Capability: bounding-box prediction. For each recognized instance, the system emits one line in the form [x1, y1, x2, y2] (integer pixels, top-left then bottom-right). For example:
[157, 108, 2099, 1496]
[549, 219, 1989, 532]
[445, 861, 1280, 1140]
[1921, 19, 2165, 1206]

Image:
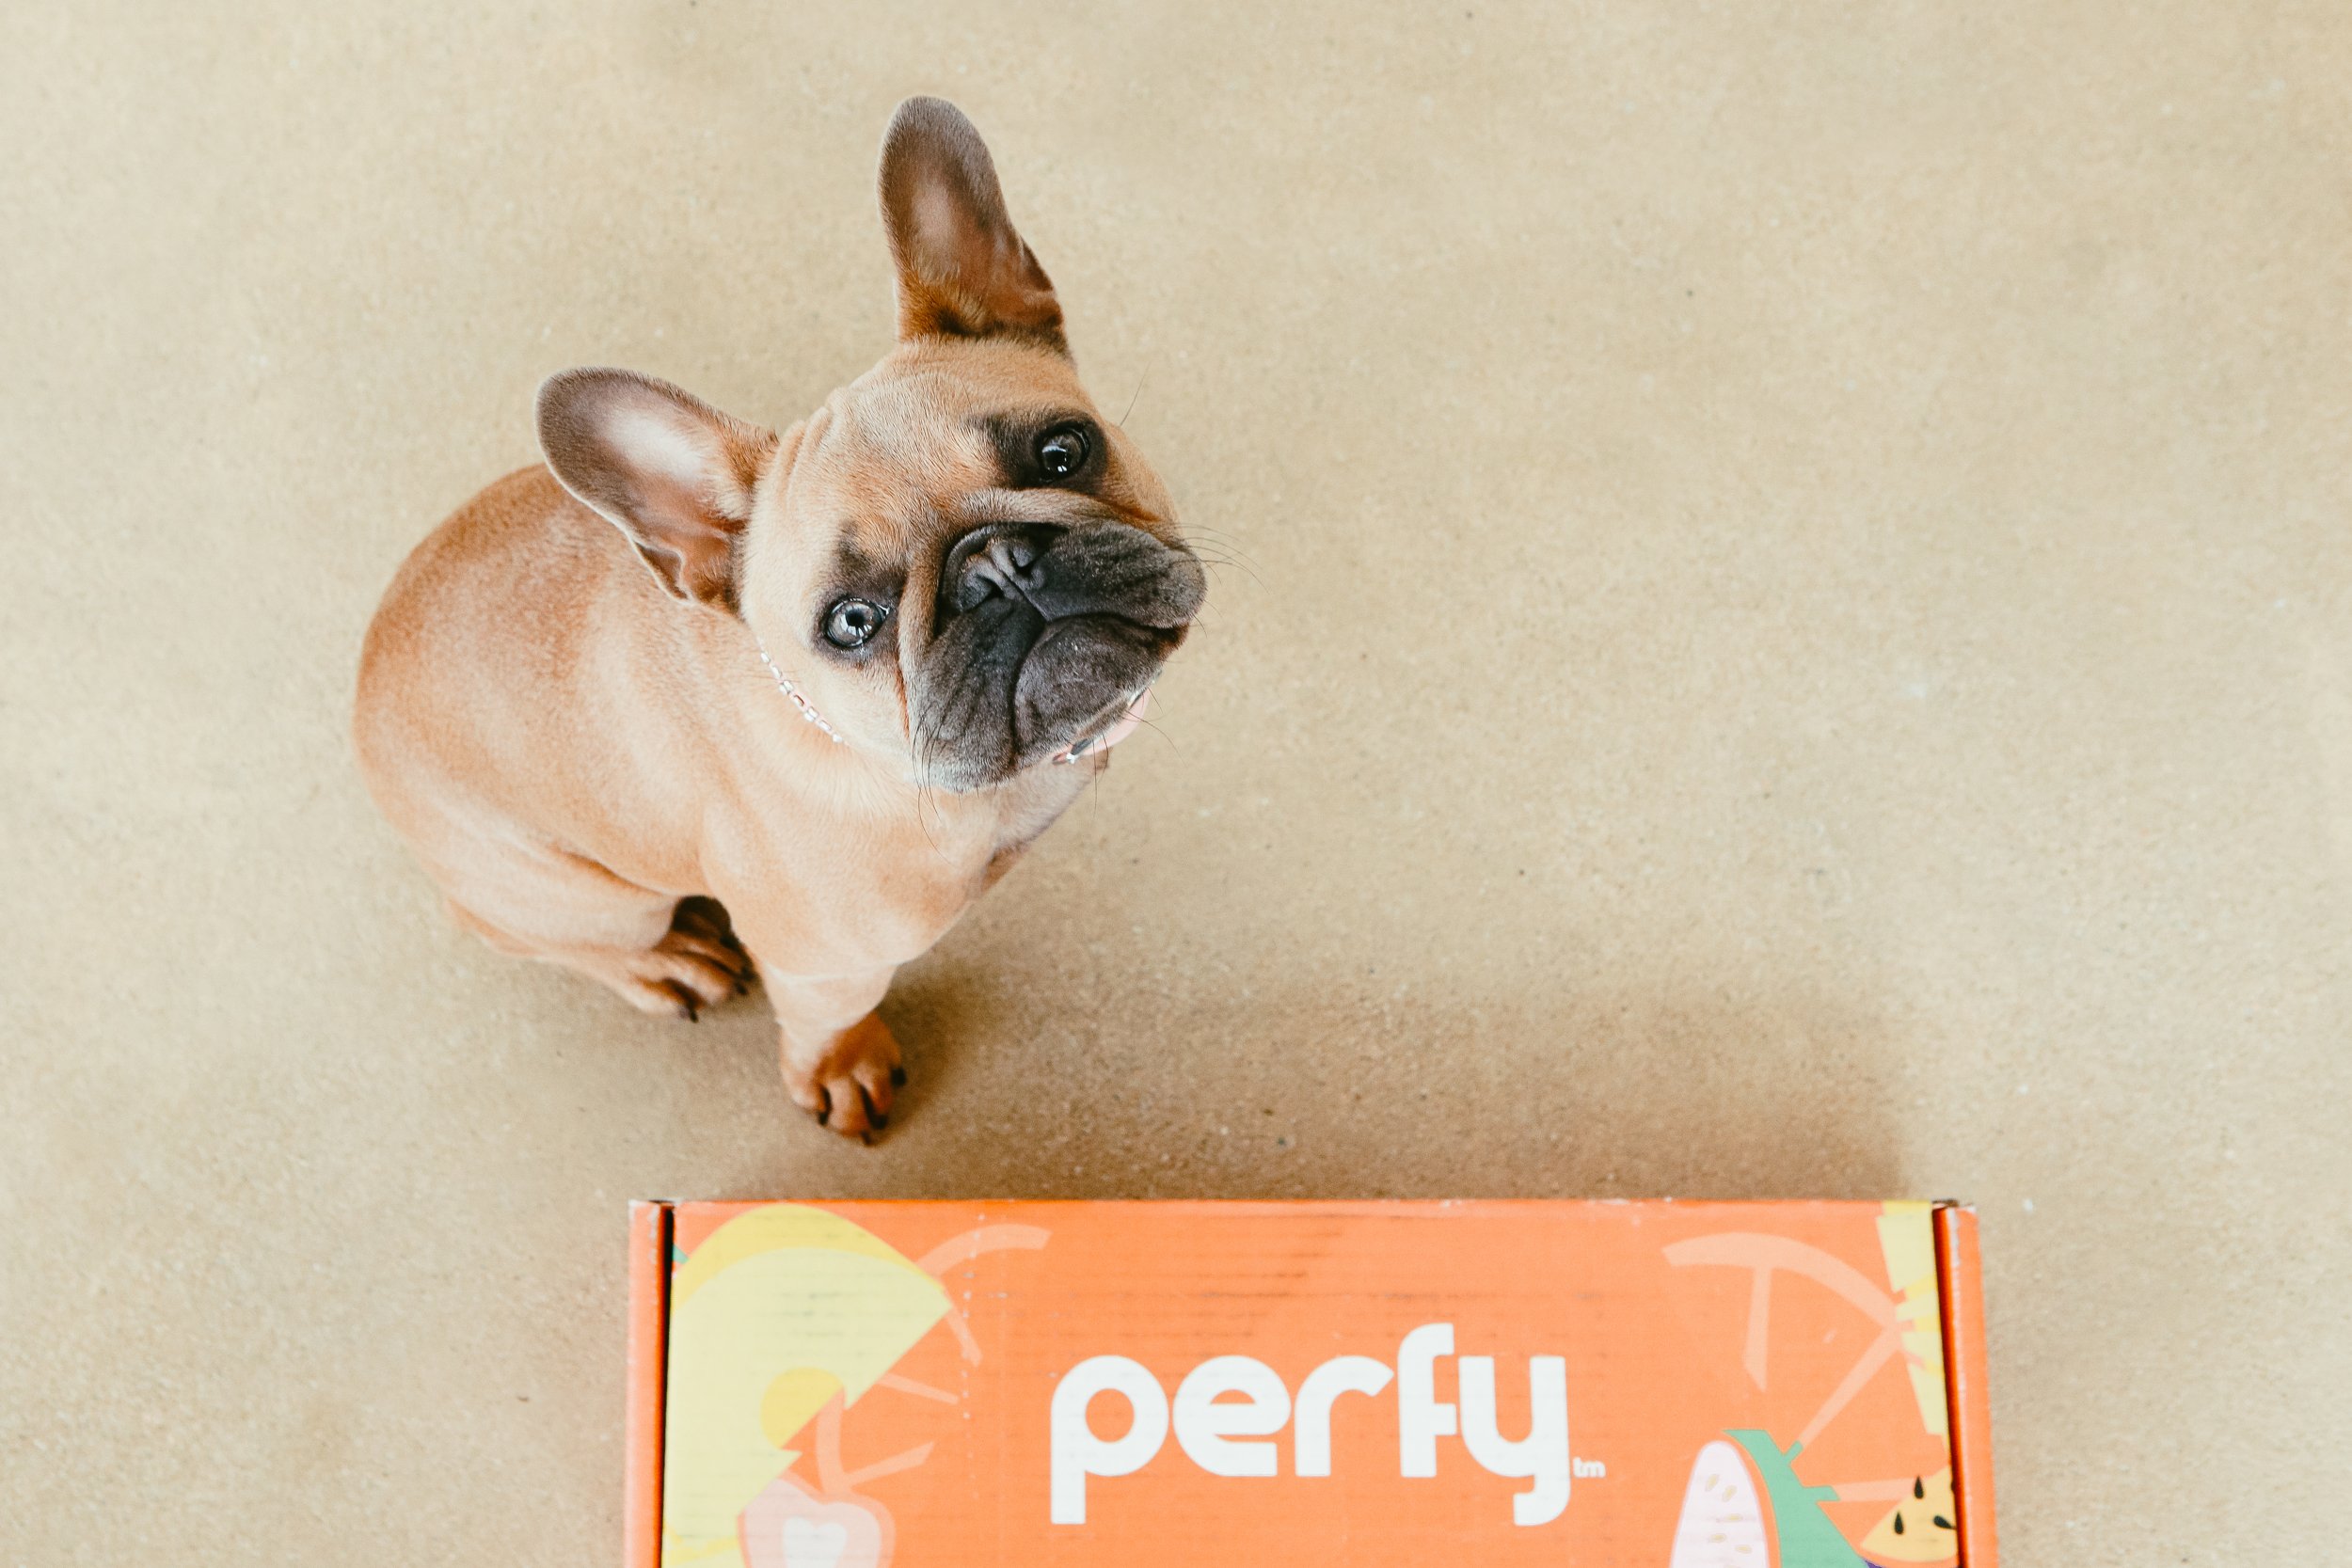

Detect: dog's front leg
[758, 965, 903, 1139]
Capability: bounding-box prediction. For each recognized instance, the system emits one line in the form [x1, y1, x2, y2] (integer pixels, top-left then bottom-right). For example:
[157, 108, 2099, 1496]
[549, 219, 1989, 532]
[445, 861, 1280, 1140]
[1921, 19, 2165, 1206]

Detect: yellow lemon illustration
[1873, 1203, 1947, 1438]
[662, 1206, 950, 1566]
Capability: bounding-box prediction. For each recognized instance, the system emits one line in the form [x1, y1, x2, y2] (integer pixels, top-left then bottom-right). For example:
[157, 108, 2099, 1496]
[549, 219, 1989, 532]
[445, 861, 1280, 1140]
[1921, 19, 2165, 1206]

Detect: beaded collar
[753, 636, 847, 745]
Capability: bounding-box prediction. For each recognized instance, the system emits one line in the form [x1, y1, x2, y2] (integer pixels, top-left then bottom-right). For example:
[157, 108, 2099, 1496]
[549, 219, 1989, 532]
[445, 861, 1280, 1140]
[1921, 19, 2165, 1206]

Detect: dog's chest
[991, 758, 1099, 858]
[902, 762, 1097, 901]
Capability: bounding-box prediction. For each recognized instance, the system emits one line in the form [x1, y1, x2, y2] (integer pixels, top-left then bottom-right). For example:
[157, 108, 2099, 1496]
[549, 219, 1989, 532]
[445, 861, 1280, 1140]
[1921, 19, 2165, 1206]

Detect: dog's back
[355, 465, 715, 931]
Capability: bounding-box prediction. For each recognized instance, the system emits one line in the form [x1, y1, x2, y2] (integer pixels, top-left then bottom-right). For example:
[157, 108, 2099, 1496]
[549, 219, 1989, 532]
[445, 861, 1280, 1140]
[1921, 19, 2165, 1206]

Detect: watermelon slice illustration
[1856, 1467, 1958, 1567]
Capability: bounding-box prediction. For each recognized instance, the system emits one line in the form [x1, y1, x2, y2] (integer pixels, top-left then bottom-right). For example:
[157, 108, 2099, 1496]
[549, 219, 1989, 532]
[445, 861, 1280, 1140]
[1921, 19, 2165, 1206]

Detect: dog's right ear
[879, 96, 1066, 353]
[536, 369, 777, 610]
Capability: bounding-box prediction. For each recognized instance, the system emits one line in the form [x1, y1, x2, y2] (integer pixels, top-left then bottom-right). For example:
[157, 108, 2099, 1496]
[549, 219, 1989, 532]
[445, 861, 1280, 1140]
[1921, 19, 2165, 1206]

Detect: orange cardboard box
[625, 1200, 1994, 1567]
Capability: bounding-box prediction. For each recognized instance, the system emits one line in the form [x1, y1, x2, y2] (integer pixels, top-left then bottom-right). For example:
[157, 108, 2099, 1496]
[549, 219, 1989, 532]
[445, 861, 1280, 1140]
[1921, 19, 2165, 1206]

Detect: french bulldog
[354, 98, 1204, 1139]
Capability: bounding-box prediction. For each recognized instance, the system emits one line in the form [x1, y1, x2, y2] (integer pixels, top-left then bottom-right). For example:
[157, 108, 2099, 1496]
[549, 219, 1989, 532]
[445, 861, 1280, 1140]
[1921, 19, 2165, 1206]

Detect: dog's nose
[943, 522, 1063, 613]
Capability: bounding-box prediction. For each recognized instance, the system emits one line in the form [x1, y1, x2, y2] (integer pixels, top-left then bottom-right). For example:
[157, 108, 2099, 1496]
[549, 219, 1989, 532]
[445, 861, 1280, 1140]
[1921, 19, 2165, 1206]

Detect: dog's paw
[610, 924, 753, 1022]
[781, 1012, 903, 1142]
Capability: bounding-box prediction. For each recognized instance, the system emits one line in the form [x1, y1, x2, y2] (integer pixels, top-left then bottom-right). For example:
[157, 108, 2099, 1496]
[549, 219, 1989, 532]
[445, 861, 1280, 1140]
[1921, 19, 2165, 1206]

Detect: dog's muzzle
[911, 520, 1204, 790]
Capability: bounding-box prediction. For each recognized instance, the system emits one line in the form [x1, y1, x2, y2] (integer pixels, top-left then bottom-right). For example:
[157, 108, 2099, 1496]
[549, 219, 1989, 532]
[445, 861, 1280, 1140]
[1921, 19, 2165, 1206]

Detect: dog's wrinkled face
[534, 98, 1203, 793]
[755, 344, 1203, 790]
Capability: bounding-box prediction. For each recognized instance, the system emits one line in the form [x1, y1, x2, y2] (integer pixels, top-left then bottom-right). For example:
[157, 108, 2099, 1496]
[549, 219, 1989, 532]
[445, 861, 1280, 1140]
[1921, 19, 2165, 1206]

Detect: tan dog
[354, 99, 1204, 1139]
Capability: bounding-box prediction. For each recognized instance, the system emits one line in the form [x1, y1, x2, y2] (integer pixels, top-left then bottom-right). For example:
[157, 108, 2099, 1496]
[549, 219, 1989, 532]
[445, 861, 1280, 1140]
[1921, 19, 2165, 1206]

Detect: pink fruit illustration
[1667, 1438, 1772, 1567]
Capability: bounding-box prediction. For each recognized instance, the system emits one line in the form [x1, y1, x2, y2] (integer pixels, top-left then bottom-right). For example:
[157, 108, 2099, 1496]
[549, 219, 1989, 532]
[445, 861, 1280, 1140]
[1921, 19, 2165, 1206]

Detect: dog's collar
[753, 637, 847, 746]
[753, 634, 1152, 765]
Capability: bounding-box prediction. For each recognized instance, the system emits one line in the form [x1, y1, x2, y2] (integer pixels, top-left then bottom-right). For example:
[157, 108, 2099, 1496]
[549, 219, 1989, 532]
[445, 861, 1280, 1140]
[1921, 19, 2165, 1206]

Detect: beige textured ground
[5, 3, 2348, 1562]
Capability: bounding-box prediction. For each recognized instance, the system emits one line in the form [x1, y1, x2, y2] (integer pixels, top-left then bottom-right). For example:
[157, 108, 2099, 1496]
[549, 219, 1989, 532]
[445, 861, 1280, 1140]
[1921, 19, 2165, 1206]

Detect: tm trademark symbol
[1573, 1456, 1608, 1479]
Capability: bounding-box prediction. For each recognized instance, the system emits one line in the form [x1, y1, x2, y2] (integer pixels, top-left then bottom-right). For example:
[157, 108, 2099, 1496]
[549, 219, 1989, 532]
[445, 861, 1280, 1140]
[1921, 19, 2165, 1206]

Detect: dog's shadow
[820, 953, 1909, 1202]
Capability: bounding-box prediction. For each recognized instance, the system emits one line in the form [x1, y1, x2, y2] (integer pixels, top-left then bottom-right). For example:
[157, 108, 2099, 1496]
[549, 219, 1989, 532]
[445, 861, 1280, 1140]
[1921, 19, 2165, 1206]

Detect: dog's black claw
[890, 1066, 907, 1086]
[872, 1111, 889, 1131]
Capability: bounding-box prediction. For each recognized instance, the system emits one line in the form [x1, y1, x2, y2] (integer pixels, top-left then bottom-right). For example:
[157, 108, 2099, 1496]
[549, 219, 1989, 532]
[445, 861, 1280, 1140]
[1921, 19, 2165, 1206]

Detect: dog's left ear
[536, 369, 777, 610]
[879, 97, 1066, 353]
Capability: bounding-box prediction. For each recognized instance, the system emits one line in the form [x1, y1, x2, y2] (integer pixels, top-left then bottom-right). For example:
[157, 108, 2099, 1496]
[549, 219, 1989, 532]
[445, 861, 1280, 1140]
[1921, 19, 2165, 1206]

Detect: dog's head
[536, 98, 1204, 792]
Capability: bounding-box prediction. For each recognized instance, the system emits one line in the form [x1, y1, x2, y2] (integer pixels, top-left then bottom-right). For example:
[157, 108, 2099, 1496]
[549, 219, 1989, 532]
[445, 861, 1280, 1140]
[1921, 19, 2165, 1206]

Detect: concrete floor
[5, 3, 2347, 1562]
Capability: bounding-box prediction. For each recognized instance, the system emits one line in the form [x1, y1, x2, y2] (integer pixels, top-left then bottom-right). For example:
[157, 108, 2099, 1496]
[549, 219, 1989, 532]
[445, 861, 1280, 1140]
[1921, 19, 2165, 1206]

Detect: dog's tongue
[1094, 687, 1152, 751]
[1057, 688, 1152, 764]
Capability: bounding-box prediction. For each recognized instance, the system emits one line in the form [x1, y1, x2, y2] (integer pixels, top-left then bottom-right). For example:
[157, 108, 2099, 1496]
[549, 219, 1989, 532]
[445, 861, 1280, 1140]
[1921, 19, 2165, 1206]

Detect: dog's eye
[1036, 425, 1090, 479]
[823, 598, 889, 649]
